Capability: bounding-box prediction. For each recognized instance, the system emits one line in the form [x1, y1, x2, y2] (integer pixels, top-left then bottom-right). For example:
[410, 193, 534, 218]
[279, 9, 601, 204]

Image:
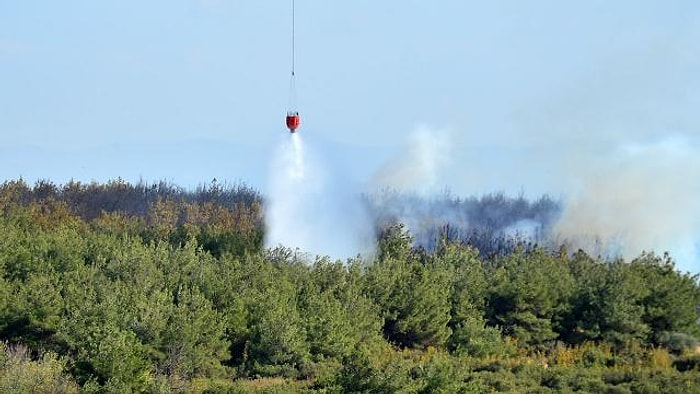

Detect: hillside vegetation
[0, 179, 699, 393]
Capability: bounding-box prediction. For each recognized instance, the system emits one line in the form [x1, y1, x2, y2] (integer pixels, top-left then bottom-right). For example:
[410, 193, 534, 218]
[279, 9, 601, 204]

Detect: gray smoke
[369, 127, 700, 273]
[364, 28, 700, 274]
[554, 135, 700, 270]
[368, 127, 559, 255]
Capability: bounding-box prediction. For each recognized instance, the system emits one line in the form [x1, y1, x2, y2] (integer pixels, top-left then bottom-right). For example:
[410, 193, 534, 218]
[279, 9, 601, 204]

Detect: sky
[1, 1, 699, 272]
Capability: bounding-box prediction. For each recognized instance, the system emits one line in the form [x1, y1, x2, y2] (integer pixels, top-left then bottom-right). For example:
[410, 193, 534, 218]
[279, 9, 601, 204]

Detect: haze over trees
[0, 178, 699, 393]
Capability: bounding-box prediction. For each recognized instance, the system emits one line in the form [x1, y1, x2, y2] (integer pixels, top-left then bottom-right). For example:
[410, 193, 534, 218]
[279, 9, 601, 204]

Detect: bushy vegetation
[1, 179, 699, 392]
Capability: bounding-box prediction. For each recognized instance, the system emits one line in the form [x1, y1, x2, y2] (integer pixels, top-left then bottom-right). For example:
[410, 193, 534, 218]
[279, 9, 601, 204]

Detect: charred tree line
[367, 191, 561, 257]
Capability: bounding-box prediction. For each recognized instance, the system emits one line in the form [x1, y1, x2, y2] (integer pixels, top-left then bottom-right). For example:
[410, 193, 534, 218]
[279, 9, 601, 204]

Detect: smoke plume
[371, 126, 453, 194]
[369, 127, 699, 273]
[368, 127, 560, 255]
[554, 135, 700, 270]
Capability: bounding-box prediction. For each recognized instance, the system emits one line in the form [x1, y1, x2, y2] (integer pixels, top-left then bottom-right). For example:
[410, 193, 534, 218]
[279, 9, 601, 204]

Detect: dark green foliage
[301, 259, 381, 361]
[561, 252, 677, 349]
[630, 253, 700, 340]
[449, 316, 514, 358]
[594, 260, 652, 346]
[485, 247, 573, 349]
[366, 225, 453, 349]
[163, 286, 229, 380]
[244, 266, 310, 375]
[1, 179, 700, 392]
[2, 273, 63, 350]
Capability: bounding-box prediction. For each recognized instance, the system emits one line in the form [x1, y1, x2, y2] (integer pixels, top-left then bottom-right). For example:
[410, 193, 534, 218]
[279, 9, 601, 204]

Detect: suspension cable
[291, 0, 295, 77]
[288, 0, 297, 113]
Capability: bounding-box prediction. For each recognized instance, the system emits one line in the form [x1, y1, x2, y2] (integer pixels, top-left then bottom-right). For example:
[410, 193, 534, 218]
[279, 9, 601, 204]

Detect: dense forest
[1, 178, 699, 393]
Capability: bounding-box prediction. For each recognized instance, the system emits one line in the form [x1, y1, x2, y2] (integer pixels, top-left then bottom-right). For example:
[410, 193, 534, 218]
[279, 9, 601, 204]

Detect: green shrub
[657, 331, 698, 355]
[0, 342, 79, 393]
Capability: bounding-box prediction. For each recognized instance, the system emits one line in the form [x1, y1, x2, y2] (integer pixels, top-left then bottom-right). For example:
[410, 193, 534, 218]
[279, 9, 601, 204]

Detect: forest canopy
[0, 178, 699, 393]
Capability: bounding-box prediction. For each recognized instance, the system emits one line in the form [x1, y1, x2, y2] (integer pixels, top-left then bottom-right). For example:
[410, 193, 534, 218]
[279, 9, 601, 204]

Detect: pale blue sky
[1, 1, 698, 186]
[1, 1, 699, 271]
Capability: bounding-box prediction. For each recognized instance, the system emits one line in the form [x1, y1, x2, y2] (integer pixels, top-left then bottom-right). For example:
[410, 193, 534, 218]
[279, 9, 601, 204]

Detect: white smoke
[553, 135, 700, 273]
[372, 126, 453, 195]
[264, 133, 374, 261]
[505, 219, 544, 241]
